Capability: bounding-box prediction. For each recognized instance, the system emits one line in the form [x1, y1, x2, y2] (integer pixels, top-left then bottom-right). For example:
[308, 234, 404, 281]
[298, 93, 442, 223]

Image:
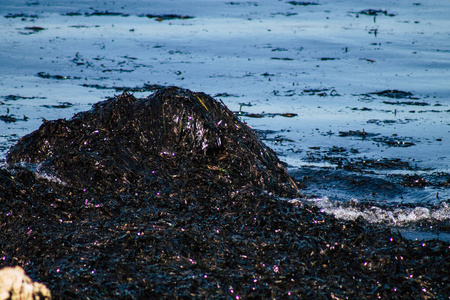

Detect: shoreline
[1, 89, 449, 298]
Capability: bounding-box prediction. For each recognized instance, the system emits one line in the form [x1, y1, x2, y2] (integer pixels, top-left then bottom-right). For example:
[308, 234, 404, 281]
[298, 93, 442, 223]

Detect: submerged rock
[7, 87, 299, 197]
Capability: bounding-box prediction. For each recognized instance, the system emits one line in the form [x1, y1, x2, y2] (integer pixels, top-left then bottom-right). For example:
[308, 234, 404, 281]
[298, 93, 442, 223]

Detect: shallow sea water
[1, 0, 449, 240]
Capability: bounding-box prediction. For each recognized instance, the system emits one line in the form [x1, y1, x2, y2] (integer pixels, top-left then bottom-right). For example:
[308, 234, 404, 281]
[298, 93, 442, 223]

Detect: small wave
[288, 197, 450, 226]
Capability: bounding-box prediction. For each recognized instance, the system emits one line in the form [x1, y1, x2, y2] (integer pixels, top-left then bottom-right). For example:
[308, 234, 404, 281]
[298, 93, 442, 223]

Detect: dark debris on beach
[1, 87, 449, 299]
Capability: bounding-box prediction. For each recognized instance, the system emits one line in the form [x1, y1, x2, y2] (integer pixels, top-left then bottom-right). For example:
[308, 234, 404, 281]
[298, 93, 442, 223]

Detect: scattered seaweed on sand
[41, 102, 74, 109]
[36, 72, 82, 80]
[383, 100, 429, 106]
[2, 95, 46, 101]
[141, 14, 194, 21]
[287, 1, 320, 6]
[338, 129, 378, 138]
[22, 26, 46, 34]
[372, 136, 416, 148]
[4, 13, 39, 19]
[369, 90, 418, 99]
[0, 114, 28, 123]
[238, 111, 298, 118]
[63, 12, 193, 20]
[303, 88, 340, 97]
[353, 9, 396, 17]
[1, 87, 449, 299]
[85, 11, 130, 17]
[338, 130, 417, 148]
[81, 83, 164, 92]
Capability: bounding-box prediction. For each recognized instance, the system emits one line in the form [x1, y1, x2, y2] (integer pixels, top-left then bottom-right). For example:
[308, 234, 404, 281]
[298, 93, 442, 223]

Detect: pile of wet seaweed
[1, 87, 448, 299]
[6, 87, 298, 198]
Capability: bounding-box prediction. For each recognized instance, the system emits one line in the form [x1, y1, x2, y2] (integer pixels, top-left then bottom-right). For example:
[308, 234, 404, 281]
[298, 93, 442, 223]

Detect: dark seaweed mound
[6, 87, 299, 197]
[1, 87, 448, 299]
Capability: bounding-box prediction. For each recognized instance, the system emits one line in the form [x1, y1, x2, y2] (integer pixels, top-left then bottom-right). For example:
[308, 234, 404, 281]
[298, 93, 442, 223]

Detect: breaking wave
[299, 197, 450, 226]
[287, 196, 450, 242]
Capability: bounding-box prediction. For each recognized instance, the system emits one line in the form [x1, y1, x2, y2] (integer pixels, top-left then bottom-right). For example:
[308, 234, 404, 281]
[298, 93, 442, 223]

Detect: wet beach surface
[1, 0, 449, 240]
[0, 0, 449, 297]
[1, 88, 449, 299]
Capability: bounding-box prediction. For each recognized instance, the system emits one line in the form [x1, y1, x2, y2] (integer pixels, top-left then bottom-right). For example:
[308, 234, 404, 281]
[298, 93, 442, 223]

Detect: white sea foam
[288, 197, 450, 226]
[34, 171, 68, 186]
[4, 162, 68, 186]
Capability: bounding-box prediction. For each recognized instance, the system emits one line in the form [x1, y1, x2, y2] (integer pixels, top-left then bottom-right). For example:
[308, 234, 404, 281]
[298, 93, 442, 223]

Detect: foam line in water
[288, 197, 450, 226]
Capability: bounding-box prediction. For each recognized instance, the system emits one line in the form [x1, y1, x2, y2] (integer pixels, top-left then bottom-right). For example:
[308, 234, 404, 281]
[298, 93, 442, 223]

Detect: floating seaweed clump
[287, 1, 320, 6]
[369, 90, 417, 99]
[1, 87, 449, 299]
